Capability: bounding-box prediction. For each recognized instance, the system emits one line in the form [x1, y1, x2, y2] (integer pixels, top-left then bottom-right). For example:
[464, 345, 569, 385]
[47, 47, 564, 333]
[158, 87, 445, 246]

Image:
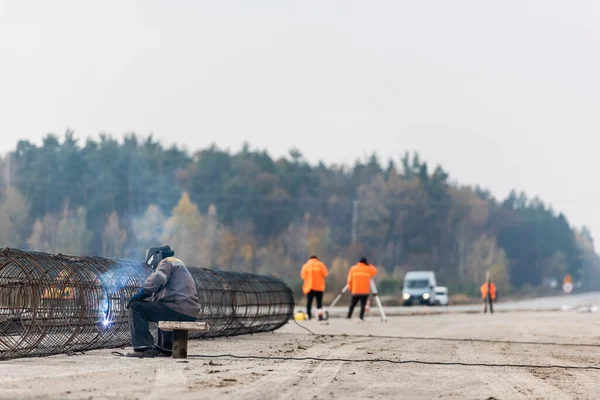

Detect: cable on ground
[187, 353, 600, 370]
[293, 319, 318, 335]
[292, 319, 600, 348]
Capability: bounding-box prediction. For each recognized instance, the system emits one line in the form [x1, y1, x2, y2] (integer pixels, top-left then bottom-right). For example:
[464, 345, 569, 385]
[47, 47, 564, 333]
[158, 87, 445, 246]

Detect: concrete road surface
[1, 309, 600, 399]
[321, 291, 600, 318]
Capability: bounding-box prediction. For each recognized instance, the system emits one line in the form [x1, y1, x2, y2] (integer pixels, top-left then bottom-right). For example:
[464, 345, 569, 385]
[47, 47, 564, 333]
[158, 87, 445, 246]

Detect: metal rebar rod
[0, 248, 294, 360]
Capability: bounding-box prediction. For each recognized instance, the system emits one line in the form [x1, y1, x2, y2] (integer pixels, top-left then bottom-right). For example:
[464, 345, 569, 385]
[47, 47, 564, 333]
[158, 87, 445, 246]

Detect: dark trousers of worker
[483, 295, 494, 314]
[306, 290, 323, 320]
[347, 295, 369, 320]
[129, 301, 196, 353]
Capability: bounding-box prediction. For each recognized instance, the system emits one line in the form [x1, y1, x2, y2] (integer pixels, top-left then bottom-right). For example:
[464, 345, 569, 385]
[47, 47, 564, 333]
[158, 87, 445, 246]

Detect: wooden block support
[158, 321, 209, 359]
[172, 330, 188, 359]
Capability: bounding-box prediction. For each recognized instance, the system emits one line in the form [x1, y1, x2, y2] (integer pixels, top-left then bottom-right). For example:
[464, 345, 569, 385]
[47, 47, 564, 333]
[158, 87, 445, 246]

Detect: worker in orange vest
[347, 257, 377, 321]
[300, 255, 329, 320]
[480, 279, 497, 314]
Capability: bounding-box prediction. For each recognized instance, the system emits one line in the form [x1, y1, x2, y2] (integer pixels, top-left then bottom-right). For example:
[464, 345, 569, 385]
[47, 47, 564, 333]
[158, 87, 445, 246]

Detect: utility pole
[4, 154, 11, 188]
[303, 212, 310, 260]
[351, 199, 358, 244]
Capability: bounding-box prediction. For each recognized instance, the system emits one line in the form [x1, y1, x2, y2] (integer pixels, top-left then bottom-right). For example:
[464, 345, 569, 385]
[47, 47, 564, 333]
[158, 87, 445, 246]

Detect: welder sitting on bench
[125, 245, 201, 358]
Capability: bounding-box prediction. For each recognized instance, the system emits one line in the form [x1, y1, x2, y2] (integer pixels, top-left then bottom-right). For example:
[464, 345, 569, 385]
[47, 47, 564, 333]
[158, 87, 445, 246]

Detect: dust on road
[1, 312, 599, 399]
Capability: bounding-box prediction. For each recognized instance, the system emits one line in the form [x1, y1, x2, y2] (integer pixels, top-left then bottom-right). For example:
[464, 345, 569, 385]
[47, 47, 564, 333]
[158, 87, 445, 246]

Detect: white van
[402, 271, 437, 306]
[434, 286, 449, 306]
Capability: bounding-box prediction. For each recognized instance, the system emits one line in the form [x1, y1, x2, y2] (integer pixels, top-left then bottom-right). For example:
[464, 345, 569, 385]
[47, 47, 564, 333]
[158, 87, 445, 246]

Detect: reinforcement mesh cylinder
[0, 248, 294, 360]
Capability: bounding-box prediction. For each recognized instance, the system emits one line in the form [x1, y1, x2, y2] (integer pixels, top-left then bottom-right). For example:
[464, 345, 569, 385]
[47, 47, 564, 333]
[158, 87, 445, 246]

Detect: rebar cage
[0, 248, 294, 360]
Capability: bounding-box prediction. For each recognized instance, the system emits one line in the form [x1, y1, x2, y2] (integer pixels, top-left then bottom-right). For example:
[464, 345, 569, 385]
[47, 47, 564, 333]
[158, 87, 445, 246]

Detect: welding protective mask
[145, 245, 175, 270]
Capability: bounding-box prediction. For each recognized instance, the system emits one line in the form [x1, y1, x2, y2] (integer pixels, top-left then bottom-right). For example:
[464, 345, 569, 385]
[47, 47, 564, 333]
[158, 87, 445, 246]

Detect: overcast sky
[1, 1, 598, 238]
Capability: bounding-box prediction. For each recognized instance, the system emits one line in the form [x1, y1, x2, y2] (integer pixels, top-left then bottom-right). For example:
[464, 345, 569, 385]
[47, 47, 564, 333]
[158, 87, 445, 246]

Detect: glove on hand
[126, 288, 151, 309]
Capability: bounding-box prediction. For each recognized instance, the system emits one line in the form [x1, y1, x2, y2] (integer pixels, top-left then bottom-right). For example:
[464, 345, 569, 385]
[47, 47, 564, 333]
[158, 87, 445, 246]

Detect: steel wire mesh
[0, 248, 294, 360]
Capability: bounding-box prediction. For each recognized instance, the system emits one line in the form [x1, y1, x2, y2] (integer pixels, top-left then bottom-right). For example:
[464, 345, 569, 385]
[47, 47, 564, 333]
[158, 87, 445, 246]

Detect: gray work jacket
[142, 257, 201, 318]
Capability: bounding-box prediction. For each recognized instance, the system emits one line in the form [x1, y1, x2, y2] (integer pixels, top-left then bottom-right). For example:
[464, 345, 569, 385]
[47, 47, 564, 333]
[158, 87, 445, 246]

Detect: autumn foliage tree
[161, 192, 205, 267]
[0, 187, 30, 248]
[102, 211, 127, 258]
[2, 131, 592, 297]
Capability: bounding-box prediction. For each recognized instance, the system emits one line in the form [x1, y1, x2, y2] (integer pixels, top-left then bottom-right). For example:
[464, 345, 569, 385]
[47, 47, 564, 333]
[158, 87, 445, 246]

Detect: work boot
[124, 348, 163, 358]
[154, 348, 172, 358]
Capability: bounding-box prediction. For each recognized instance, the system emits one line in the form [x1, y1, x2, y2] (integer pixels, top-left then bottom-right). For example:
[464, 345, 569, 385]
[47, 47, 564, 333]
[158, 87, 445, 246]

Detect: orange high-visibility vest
[347, 263, 377, 295]
[300, 258, 328, 294]
[480, 282, 497, 301]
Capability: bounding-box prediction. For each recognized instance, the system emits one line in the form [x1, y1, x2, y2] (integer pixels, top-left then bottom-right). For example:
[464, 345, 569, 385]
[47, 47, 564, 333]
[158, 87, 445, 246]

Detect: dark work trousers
[347, 295, 369, 320]
[129, 301, 196, 353]
[306, 290, 323, 319]
[483, 294, 494, 314]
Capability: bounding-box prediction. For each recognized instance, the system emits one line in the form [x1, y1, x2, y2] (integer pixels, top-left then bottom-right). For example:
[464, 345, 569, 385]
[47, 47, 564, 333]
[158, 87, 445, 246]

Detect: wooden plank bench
[158, 321, 210, 359]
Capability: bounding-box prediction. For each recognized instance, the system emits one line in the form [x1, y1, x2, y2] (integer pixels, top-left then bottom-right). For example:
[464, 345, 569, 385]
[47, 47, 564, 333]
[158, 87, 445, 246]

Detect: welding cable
[107, 349, 600, 370]
[291, 320, 600, 348]
[293, 319, 318, 335]
[186, 353, 600, 370]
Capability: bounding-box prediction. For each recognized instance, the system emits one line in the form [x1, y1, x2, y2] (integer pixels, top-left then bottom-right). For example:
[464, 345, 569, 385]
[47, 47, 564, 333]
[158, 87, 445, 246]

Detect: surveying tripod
[327, 279, 387, 321]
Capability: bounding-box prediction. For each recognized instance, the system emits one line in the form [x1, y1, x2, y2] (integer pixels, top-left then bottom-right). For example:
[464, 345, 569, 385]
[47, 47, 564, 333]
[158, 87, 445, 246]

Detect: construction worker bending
[347, 257, 377, 321]
[125, 245, 201, 358]
[300, 255, 328, 320]
[480, 279, 497, 314]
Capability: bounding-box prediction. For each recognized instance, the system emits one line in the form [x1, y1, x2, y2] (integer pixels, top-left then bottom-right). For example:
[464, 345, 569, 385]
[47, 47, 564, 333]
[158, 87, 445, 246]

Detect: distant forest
[1, 131, 599, 297]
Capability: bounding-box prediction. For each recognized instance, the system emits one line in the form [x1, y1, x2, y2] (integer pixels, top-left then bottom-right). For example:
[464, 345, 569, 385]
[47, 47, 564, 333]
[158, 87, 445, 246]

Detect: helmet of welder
[145, 245, 175, 270]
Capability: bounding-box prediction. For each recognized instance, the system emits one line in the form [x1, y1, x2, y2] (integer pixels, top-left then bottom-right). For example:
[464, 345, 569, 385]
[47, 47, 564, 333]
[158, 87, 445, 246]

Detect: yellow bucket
[294, 312, 307, 321]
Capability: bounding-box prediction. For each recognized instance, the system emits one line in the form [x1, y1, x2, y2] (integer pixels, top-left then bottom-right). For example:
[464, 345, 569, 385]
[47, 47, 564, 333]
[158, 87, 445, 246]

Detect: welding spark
[99, 309, 111, 328]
